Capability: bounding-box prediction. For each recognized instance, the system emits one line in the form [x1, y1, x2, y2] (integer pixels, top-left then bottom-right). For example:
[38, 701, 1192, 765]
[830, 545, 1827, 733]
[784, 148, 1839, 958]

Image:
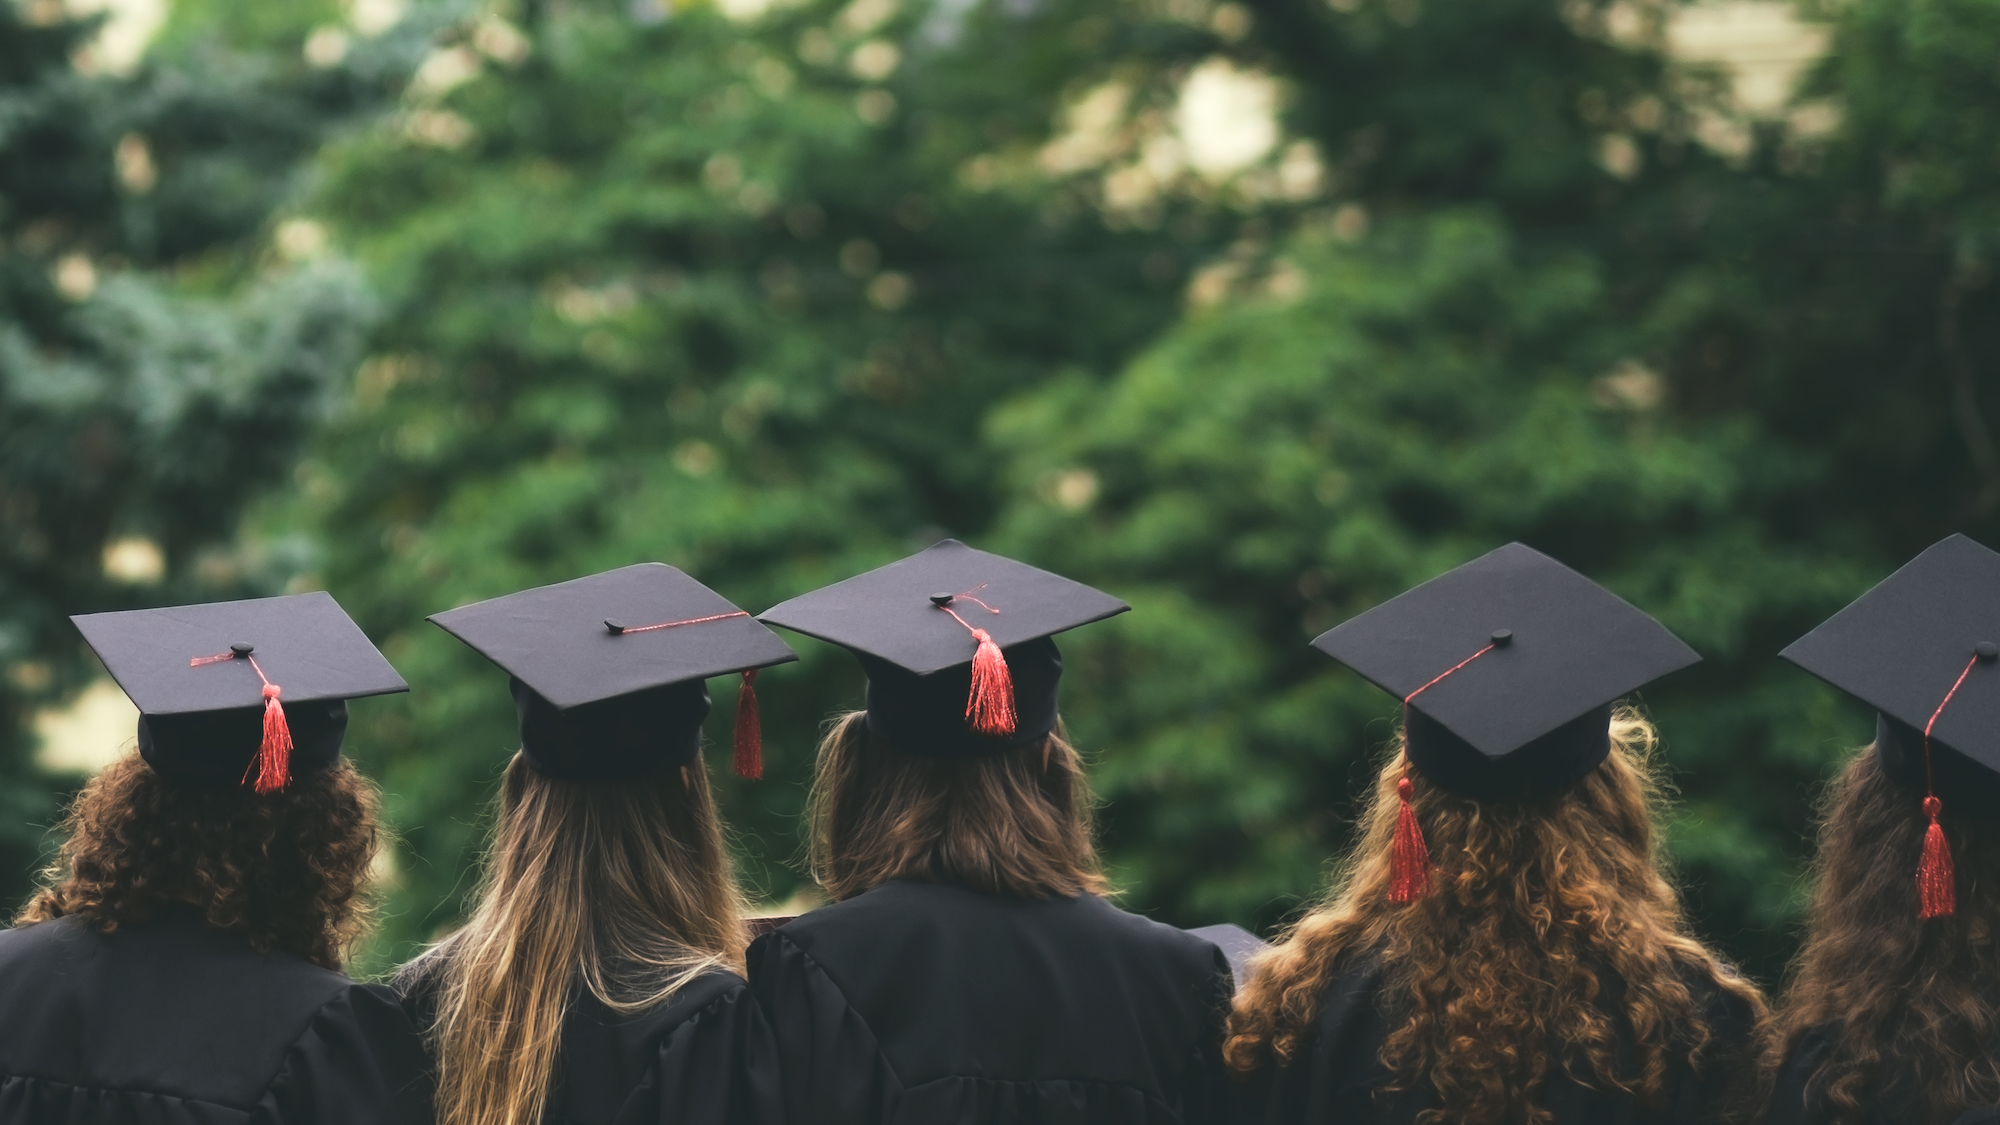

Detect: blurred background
[2, 0, 1986, 981]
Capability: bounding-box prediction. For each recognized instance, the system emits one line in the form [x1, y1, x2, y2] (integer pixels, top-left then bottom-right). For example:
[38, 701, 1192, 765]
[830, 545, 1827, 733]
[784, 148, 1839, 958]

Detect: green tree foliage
[991, 0, 2000, 980]
[15, 0, 2000, 991]
[0, 0, 405, 905]
[289, 0, 2000, 984]
[292, 0, 1241, 962]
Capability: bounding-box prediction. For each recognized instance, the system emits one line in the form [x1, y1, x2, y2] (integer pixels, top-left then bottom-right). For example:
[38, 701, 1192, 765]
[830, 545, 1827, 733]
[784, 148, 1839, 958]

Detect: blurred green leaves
[0, 0, 397, 904]
[11, 0, 2000, 992]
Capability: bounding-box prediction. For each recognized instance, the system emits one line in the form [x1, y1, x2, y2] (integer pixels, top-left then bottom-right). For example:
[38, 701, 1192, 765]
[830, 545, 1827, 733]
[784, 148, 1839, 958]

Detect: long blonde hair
[1225, 708, 1766, 1125]
[418, 753, 747, 1125]
[806, 711, 1108, 902]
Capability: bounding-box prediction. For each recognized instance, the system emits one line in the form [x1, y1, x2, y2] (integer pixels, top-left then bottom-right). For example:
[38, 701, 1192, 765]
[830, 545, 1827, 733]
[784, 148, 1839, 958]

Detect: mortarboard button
[1781, 534, 2000, 919]
[1312, 542, 1699, 800]
[70, 592, 406, 790]
[759, 540, 1129, 758]
[1311, 543, 1698, 906]
[430, 564, 797, 781]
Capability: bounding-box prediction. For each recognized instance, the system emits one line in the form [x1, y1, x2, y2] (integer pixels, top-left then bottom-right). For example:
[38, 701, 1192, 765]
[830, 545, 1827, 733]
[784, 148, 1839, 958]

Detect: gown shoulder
[0, 913, 430, 1124]
[749, 880, 1234, 1125]
[395, 948, 779, 1125]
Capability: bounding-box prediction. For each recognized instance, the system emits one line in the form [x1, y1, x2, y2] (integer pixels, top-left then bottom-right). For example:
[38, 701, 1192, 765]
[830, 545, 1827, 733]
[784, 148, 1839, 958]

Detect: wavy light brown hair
[807, 711, 1108, 902]
[1768, 745, 2000, 1123]
[16, 754, 381, 971]
[413, 753, 746, 1125]
[1225, 708, 1765, 1125]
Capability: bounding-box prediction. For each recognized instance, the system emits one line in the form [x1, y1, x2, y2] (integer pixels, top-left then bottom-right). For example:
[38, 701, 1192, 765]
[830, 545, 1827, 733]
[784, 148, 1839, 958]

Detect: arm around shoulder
[614, 972, 785, 1125]
[745, 928, 901, 1125]
[254, 981, 434, 1125]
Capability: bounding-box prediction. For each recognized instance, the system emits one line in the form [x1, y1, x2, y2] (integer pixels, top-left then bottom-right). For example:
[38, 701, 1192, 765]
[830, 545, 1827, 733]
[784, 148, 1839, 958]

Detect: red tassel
[249, 683, 292, 794]
[733, 669, 763, 780]
[1389, 776, 1431, 903]
[1919, 795, 1956, 919]
[965, 629, 1016, 737]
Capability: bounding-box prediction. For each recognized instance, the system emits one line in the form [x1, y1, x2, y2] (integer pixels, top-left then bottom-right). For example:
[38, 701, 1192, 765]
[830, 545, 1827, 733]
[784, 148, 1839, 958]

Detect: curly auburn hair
[16, 754, 381, 971]
[807, 711, 1109, 902]
[1224, 708, 1766, 1125]
[1768, 746, 2000, 1124]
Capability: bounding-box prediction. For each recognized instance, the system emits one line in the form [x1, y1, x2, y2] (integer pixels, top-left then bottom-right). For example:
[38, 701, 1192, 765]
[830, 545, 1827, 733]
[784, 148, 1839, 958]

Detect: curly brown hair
[1768, 745, 2000, 1124]
[16, 754, 382, 971]
[807, 711, 1109, 902]
[1224, 708, 1766, 1125]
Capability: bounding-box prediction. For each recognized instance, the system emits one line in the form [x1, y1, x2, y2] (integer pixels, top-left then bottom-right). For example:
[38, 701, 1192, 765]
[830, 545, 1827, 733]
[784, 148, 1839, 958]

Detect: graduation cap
[1312, 543, 1700, 900]
[1780, 533, 2000, 919]
[429, 563, 797, 781]
[70, 592, 407, 791]
[758, 540, 1128, 758]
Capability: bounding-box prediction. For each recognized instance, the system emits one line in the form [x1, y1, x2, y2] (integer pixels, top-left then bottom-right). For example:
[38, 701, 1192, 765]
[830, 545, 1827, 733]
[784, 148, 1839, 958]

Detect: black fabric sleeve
[253, 982, 433, 1125]
[746, 930, 900, 1125]
[1763, 1026, 1832, 1125]
[1675, 979, 1763, 1125]
[611, 982, 785, 1125]
[1180, 946, 1235, 1125]
[1229, 959, 1394, 1125]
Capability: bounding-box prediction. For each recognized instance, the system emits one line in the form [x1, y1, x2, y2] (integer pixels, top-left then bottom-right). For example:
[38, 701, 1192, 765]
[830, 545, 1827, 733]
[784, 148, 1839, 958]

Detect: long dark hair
[17, 754, 382, 970]
[806, 711, 1108, 902]
[1226, 709, 1765, 1125]
[1769, 746, 2000, 1123]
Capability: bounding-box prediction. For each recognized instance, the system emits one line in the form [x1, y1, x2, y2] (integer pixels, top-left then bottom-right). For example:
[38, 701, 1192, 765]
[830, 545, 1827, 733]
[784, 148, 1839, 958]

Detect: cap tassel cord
[1920, 796, 1956, 919]
[733, 669, 763, 780]
[934, 586, 1015, 738]
[608, 610, 749, 634]
[1387, 637, 1502, 905]
[191, 649, 291, 793]
[1389, 775, 1431, 903]
[1917, 651, 1981, 919]
[252, 678, 293, 794]
[603, 610, 770, 783]
[966, 629, 1016, 736]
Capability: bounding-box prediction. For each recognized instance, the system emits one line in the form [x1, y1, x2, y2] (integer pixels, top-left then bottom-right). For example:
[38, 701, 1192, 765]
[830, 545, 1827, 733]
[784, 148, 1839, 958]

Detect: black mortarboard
[70, 592, 407, 790]
[1312, 542, 1701, 800]
[428, 563, 797, 781]
[1781, 534, 2000, 824]
[757, 540, 1128, 758]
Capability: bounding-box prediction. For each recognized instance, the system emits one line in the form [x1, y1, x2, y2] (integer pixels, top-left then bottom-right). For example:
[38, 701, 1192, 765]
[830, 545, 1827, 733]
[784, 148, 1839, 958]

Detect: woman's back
[400, 950, 769, 1125]
[1228, 547, 1768, 1125]
[414, 565, 795, 1125]
[750, 879, 1232, 1123]
[751, 541, 1231, 1123]
[0, 909, 427, 1123]
[1239, 950, 1757, 1125]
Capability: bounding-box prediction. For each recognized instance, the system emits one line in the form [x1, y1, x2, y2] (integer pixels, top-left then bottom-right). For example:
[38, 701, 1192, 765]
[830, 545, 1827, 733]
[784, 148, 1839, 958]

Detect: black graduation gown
[1766, 1024, 2000, 1125]
[1235, 954, 1757, 1125]
[397, 959, 781, 1125]
[746, 878, 1234, 1125]
[0, 910, 431, 1124]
